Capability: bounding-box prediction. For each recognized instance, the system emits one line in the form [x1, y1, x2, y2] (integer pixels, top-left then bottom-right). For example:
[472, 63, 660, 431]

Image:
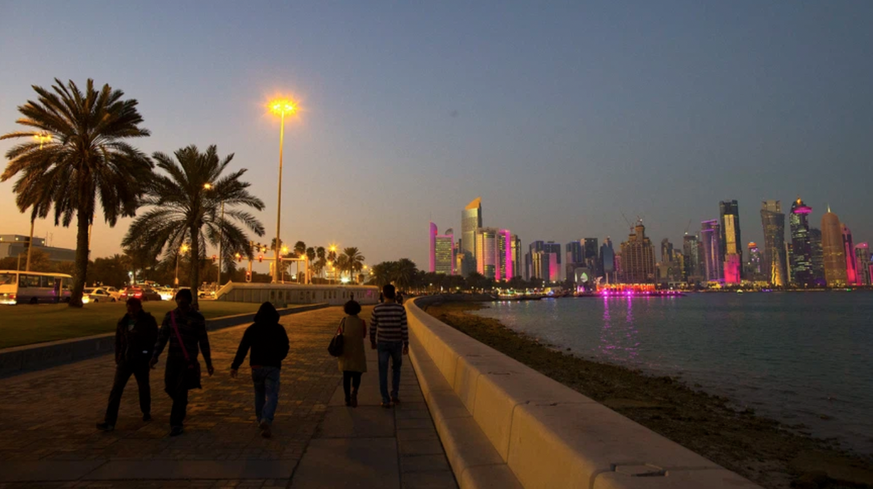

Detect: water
[471, 292, 873, 455]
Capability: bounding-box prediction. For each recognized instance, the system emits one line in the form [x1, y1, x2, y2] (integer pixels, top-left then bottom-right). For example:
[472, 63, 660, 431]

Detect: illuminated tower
[855, 243, 871, 285]
[600, 237, 616, 283]
[475, 227, 499, 279]
[745, 242, 762, 281]
[842, 224, 858, 285]
[510, 235, 522, 280]
[462, 198, 483, 262]
[789, 198, 814, 287]
[820, 207, 847, 287]
[719, 200, 742, 282]
[429, 223, 455, 275]
[683, 234, 701, 282]
[760, 201, 787, 286]
[809, 228, 825, 284]
[700, 220, 722, 282]
[619, 220, 655, 283]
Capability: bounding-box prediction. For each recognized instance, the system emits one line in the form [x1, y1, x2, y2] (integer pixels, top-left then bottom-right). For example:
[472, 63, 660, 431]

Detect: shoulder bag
[327, 318, 346, 357]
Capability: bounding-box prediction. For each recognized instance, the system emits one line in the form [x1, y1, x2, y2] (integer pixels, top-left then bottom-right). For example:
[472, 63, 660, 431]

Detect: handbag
[327, 318, 346, 357]
[170, 311, 202, 389]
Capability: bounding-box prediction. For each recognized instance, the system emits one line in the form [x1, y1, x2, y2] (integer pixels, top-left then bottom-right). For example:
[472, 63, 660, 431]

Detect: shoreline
[422, 299, 873, 489]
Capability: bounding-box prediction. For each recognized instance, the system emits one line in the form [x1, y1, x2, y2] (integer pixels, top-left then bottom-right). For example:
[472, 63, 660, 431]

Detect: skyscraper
[788, 199, 814, 287]
[462, 198, 483, 262]
[745, 242, 762, 281]
[700, 220, 722, 282]
[821, 207, 847, 287]
[497, 229, 513, 281]
[475, 227, 499, 280]
[566, 240, 584, 283]
[544, 242, 562, 281]
[583, 238, 600, 277]
[683, 234, 701, 282]
[619, 220, 655, 283]
[760, 200, 787, 286]
[527, 240, 544, 280]
[842, 224, 859, 286]
[855, 243, 871, 286]
[510, 235, 522, 280]
[428, 223, 455, 275]
[719, 200, 742, 281]
[809, 228, 825, 285]
[600, 238, 616, 283]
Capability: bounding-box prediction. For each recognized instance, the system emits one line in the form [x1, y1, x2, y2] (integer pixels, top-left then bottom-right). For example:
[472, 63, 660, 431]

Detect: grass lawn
[0, 301, 263, 349]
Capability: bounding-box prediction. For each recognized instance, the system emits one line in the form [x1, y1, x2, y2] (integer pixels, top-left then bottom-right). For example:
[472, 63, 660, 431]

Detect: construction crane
[683, 219, 692, 236]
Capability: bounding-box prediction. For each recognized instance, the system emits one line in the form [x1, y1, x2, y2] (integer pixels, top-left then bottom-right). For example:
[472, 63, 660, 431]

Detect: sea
[471, 292, 873, 456]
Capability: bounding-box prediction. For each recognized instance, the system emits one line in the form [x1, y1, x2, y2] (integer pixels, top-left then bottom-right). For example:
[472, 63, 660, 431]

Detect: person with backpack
[336, 300, 367, 407]
[230, 302, 290, 438]
[150, 289, 214, 437]
[97, 298, 158, 432]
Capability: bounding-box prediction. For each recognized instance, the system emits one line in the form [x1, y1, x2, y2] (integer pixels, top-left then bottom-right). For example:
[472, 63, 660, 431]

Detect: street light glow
[203, 183, 212, 190]
[268, 98, 296, 116]
[181, 244, 189, 253]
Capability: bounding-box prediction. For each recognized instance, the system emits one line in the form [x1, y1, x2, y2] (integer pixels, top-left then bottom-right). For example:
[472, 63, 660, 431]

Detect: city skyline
[2, 2, 872, 271]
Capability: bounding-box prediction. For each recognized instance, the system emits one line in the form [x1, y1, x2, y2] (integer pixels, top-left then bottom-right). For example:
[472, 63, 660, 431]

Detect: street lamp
[175, 243, 190, 288]
[268, 97, 296, 284]
[25, 134, 52, 272]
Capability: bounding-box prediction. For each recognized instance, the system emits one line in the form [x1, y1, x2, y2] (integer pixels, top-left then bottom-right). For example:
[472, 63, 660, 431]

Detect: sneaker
[169, 426, 184, 437]
[259, 420, 272, 439]
[142, 413, 152, 422]
[96, 422, 114, 432]
[380, 402, 393, 408]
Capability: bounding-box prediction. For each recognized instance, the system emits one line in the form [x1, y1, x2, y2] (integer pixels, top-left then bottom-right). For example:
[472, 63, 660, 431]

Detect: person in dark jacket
[150, 289, 214, 437]
[230, 301, 290, 438]
[97, 298, 158, 431]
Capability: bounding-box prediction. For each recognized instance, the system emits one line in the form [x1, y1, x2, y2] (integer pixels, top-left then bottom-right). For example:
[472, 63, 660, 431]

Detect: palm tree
[394, 258, 418, 291]
[123, 145, 265, 305]
[342, 247, 365, 283]
[1, 79, 152, 307]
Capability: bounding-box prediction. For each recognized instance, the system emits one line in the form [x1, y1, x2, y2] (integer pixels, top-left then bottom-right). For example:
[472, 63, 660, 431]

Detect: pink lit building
[842, 224, 859, 285]
[428, 222, 455, 275]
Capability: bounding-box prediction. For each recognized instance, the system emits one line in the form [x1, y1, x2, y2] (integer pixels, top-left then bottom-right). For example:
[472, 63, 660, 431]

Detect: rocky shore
[422, 300, 873, 489]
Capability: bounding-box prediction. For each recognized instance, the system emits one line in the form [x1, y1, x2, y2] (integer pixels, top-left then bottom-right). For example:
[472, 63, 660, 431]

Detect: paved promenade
[0, 306, 457, 489]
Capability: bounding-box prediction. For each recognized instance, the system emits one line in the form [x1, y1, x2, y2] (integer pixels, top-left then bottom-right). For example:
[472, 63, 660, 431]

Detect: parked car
[103, 286, 123, 301]
[155, 287, 175, 301]
[82, 287, 118, 303]
[120, 286, 162, 302]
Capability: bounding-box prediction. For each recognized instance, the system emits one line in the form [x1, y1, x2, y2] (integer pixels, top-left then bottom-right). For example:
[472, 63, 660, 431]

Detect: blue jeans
[377, 342, 403, 403]
[251, 367, 281, 425]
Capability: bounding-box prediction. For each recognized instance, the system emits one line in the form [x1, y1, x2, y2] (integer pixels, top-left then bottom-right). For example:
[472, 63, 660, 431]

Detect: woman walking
[337, 300, 367, 407]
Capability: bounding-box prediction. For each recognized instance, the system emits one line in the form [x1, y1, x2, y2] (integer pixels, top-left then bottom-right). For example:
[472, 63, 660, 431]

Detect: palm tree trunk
[189, 224, 200, 309]
[69, 210, 90, 307]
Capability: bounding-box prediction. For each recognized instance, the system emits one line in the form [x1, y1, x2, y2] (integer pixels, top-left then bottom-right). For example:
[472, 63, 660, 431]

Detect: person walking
[230, 302, 290, 438]
[370, 284, 408, 408]
[150, 289, 214, 437]
[337, 300, 367, 407]
[97, 298, 158, 432]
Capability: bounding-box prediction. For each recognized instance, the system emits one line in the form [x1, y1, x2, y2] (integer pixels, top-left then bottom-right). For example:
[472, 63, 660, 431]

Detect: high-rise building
[428, 223, 455, 275]
[683, 234, 701, 282]
[661, 238, 674, 263]
[510, 235, 522, 280]
[614, 253, 623, 281]
[855, 243, 871, 285]
[788, 198, 814, 287]
[600, 238, 616, 283]
[475, 227, 499, 280]
[809, 228, 825, 285]
[565, 240, 583, 283]
[842, 224, 859, 285]
[700, 220, 723, 282]
[583, 238, 600, 277]
[619, 221, 655, 283]
[719, 200, 742, 280]
[745, 242, 762, 281]
[760, 200, 787, 286]
[821, 207, 847, 287]
[462, 198, 483, 263]
[526, 240, 544, 280]
[544, 242, 562, 281]
[496, 229, 514, 281]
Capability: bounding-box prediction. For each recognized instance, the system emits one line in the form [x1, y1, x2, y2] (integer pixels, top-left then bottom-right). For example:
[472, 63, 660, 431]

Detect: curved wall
[407, 298, 761, 489]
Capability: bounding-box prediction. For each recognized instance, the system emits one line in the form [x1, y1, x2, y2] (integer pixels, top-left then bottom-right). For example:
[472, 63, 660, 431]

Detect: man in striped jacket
[370, 284, 409, 407]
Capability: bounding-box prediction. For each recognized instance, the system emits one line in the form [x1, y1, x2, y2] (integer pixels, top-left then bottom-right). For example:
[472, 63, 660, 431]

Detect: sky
[1, 1, 872, 272]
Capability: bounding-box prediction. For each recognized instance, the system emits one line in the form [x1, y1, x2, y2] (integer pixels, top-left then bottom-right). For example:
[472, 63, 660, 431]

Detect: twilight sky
[1, 1, 872, 272]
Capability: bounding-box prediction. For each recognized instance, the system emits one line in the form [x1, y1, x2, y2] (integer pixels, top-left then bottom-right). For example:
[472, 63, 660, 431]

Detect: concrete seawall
[406, 297, 762, 489]
[0, 303, 329, 378]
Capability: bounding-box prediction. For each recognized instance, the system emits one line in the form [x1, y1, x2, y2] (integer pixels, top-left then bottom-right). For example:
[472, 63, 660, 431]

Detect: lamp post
[268, 98, 296, 284]
[175, 243, 189, 288]
[26, 134, 52, 271]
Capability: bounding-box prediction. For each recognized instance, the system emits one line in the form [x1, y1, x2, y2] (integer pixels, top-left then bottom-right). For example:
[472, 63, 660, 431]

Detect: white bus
[0, 270, 73, 305]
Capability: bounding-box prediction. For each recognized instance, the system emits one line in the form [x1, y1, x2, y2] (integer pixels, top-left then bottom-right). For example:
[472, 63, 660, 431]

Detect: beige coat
[337, 316, 367, 373]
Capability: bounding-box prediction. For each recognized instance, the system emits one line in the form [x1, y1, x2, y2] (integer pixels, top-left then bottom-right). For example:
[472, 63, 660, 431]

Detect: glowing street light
[268, 97, 296, 284]
[175, 243, 190, 287]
